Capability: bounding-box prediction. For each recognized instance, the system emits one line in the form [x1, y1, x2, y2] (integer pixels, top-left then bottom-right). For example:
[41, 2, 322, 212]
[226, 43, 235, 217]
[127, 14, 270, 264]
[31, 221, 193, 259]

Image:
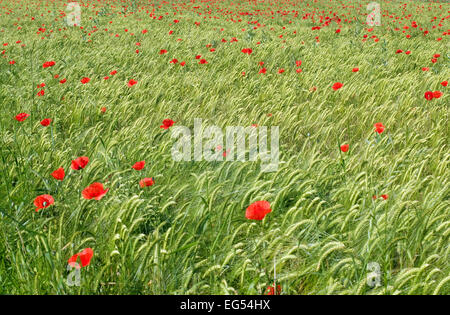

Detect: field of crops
[0, 0, 448, 295]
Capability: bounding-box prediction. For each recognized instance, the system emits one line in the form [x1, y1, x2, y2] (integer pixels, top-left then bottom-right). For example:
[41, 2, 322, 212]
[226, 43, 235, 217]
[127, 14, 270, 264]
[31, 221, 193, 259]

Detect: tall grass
[0, 0, 448, 294]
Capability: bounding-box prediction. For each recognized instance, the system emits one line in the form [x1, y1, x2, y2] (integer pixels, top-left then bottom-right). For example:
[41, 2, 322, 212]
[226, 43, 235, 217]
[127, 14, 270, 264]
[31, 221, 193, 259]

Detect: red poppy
[245, 201, 271, 220]
[259, 68, 267, 74]
[140, 177, 155, 188]
[352, 68, 359, 72]
[40, 118, 52, 126]
[71, 156, 89, 170]
[332, 82, 343, 90]
[80, 77, 90, 84]
[159, 49, 168, 54]
[424, 91, 434, 100]
[433, 91, 443, 99]
[59, 78, 67, 84]
[295, 60, 302, 67]
[241, 48, 252, 54]
[82, 183, 109, 200]
[51, 167, 65, 181]
[42, 61, 55, 68]
[101, 107, 107, 113]
[340, 144, 349, 152]
[199, 59, 208, 64]
[127, 79, 138, 87]
[381, 194, 388, 200]
[34, 194, 54, 212]
[265, 285, 281, 295]
[110, 70, 117, 75]
[132, 161, 145, 170]
[441, 81, 448, 87]
[395, 49, 403, 54]
[15, 113, 29, 122]
[160, 119, 175, 129]
[374, 122, 385, 134]
[68, 248, 94, 268]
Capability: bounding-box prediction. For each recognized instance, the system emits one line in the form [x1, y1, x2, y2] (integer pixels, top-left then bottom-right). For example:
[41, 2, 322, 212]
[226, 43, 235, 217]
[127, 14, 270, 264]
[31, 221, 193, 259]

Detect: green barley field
[0, 0, 448, 295]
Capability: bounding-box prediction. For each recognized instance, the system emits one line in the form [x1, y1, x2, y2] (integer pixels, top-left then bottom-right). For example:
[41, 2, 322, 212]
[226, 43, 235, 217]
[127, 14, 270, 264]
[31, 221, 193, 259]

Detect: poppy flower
[395, 49, 403, 54]
[59, 78, 67, 84]
[265, 285, 281, 295]
[422, 67, 429, 72]
[332, 82, 343, 90]
[259, 68, 267, 74]
[199, 59, 208, 64]
[441, 81, 448, 87]
[127, 79, 138, 87]
[374, 122, 385, 134]
[110, 70, 117, 75]
[380, 194, 388, 200]
[296, 68, 302, 73]
[80, 77, 90, 84]
[40, 118, 52, 126]
[42, 61, 55, 68]
[159, 49, 168, 54]
[82, 182, 109, 200]
[51, 167, 65, 181]
[15, 113, 29, 122]
[245, 200, 271, 220]
[132, 161, 145, 170]
[101, 107, 107, 113]
[241, 48, 252, 54]
[433, 91, 442, 99]
[139, 177, 155, 188]
[71, 156, 89, 170]
[295, 60, 302, 67]
[340, 144, 349, 152]
[34, 194, 54, 212]
[352, 68, 359, 72]
[160, 119, 175, 129]
[68, 248, 94, 268]
[424, 91, 434, 100]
